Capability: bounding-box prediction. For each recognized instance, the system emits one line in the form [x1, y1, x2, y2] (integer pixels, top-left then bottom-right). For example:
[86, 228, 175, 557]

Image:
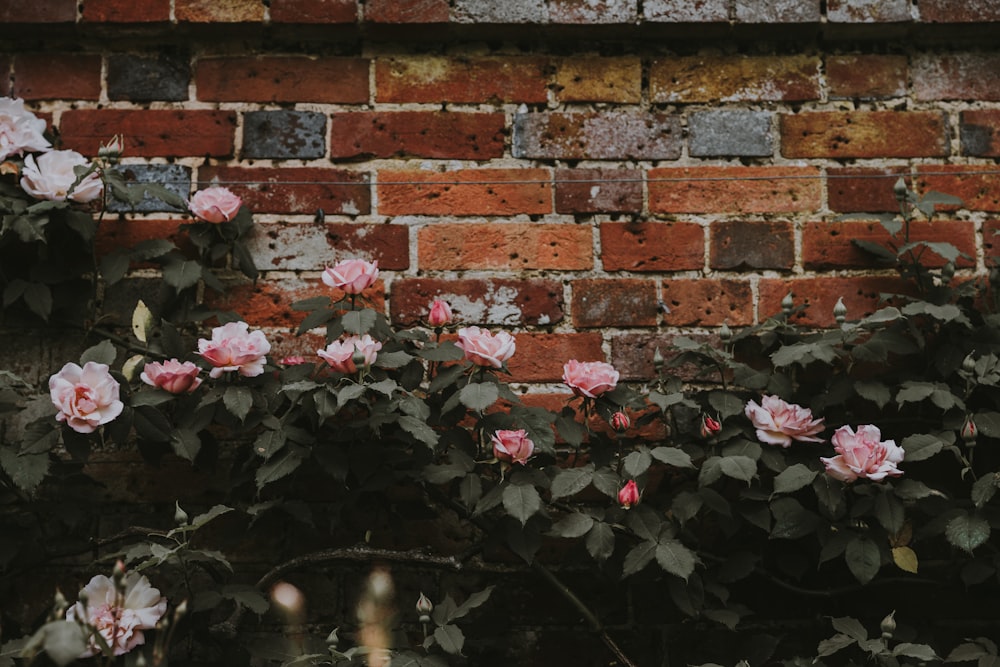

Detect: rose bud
[700, 415, 722, 439]
[610, 411, 630, 433]
[416, 592, 434, 622]
[618, 480, 640, 509]
[427, 299, 452, 328]
[962, 416, 978, 444]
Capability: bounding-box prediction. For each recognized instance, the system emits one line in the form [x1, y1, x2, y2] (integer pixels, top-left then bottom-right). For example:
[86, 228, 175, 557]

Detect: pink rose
[197, 321, 271, 379]
[49, 361, 124, 434]
[318, 334, 382, 374]
[66, 572, 167, 657]
[280, 355, 308, 366]
[140, 359, 202, 394]
[700, 415, 722, 439]
[562, 359, 619, 398]
[745, 395, 824, 447]
[427, 299, 453, 327]
[20, 149, 103, 203]
[491, 429, 534, 465]
[0, 97, 50, 160]
[321, 259, 379, 295]
[188, 186, 242, 223]
[610, 410, 631, 433]
[618, 480, 640, 509]
[821, 424, 904, 483]
[456, 327, 516, 369]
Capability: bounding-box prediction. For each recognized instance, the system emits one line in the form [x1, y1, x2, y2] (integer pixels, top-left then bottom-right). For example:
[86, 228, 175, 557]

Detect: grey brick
[242, 111, 326, 160]
[107, 164, 191, 213]
[644, 0, 728, 22]
[688, 110, 774, 157]
[452, 0, 547, 22]
[107, 54, 190, 102]
[734, 0, 820, 22]
[549, 0, 637, 23]
[513, 111, 682, 160]
[827, 0, 910, 22]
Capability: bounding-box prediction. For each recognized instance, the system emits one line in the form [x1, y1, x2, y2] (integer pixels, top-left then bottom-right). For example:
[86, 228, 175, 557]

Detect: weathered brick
[648, 167, 821, 214]
[176, 0, 265, 22]
[390, 278, 563, 327]
[611, 332, 722, 381]
[0, 0, 75, 21]
[59, 110, 235, 158]
[600, 222, 703, 272]
[644, 0, 727, 21]
[780, 111, 948, 158]
[803, 220, 976, 270]
[418, 223, 591, 271]
[12, 54, 101, 101]
[554, 57, 641, 103]
[734, 0, 820, 22]
[328, 112, 505, 160]
[961, 110, 1000, 157]
[650, 55, 821, 103]
[108, 54, 190, 102]
[914, 54, 1000, 101]
[571, 279, 658, 328]
[375, 56, 549, 104]
[107, 164, 191, 214]
[0, 56, 9, 96]
[95, 219, 187, 260]
[920, 0, 1000, 22]
[983, 220, 1000, 261]
[378, 169, 551, 216]
[555, 169, 642, 214]
[710, 221, 793, 271]
[828, 167, 908, 213]
[827, 0, 910, 22]
[208, 277, 357, 329]
[916, 166, 1000, 212]
[661, 279, 754, 326]
[549, 0, 636, 23]
[197, 57, 368, 103]
[246, 222, 405, 271]
[452, 0, 546, 22]
[198, 166, 370, 216]
[270, 0, 357, 22]
[508, 334, 606, 383]
[242, 111, 326, 160]
[826, 55, 907, 100]
[364, 0, 447, 21]
[82, 0, 170, 21]
[513, 111, 681, 160]
[688, 110, 773, 157]
[758, 276, 912, 327]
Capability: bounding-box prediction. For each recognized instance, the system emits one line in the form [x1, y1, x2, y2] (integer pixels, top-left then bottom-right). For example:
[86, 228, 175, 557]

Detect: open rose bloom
[491, 429, 534, 465]
[318, 334, 382, 373]
[562, 359, 620, 398]
[456, 327, 516, 369]
[49, 361, 124, 434]
[745, 395, 824, 447]
[821, 425, 904, 483]
[189, 186, 242, 223]
[322, 258, 380, 295]
[20, 149, 103, 203]
[66, 572, 168, 657]
[141, 359, 202, 394]
[0, 97, 51, 161]
[198, 321, 271, 378]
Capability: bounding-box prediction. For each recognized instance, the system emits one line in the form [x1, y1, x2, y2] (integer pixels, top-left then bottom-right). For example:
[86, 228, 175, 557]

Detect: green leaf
[708, 391, 745, 420]
[671, 491, 703, 524]
[770, 497, 820, 540]
[854, 381, 891, 409]
[651, 446, 694, 468]
[37, 620, 88, 666]
[555, 412, 587, 447]
[622, 540, 657, 577]
[622, 448, 652, 478]
[874, 490, 905, 534]
[502, 483, 542, 526]
[80, 339, 117, 366]
[222, 585, 270, 614]
[0, 446, 49, 494]
[254, 428, 286, 460]
[901, 433, 944, 461]
[449, 585, 495, 621]
[816, 633, 857, 658]
[170, 429, 202, 462]
[433, 624, 465, 656]
[845, 536, 881, 584]
[831, 616, 867, 641]
[342, 309, 377, 335]
[100, 251, 130, 286]
[550, 465, 594, 500]
[852, 238, 898, 261]
[163, 259, 202, 290]
[719, 455, 756, 483]
[549, 512, 594, 538]
[655, 539, 698, 581]
[417, 341, 465, 362]
[224, 386, 254, 421]
[585, 522, 615, 562]
[256, 451, 303, 489]
[399, 415, 439, 449]
[946, 513, 991, 553]
[772, 463, 817, 495]
[458, 382, 499, 411]
[972, 475, 998, 508]
[893, 643, 940, 661]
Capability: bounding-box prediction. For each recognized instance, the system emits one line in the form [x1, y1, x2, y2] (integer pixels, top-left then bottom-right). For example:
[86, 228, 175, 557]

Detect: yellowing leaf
[892, 546, 918, 574]
[122, 354, 145, 382]
[131, 299, 154, 343]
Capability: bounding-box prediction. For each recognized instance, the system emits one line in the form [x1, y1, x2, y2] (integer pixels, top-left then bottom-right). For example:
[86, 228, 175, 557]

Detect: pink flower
[0, 97, 50, 160]
[428, 299, 453, 327]
[280, 355, 308, 366]
[745, 395, 824, 447]
[188, 186, 242, 223]
[20, 149, 103, 203]
[610, 411, 631, 433]
[197, 321, 271, 379]
[66, 572, 167, 657]
[700, 415, 722, 439]
[318, 334, 382, 374]
[618, 480, 640, 509]
[491, 429, 534, 465]
[455, 327, 516, 369]
[140, 359, 202, 394]
[562, 360, 619, 398]
[322, 259, 379, 295]
[821, 425, 904, 483]
[49, 361, 124, 434]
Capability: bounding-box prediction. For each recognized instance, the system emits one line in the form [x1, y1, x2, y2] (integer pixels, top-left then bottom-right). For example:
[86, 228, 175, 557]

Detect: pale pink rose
[140, 359, 202, 394]
[618, 479, 640, 509]
[188, 186, 242, 223]
[49, 361, 124, 434]
[428, 299, 452, 327]
[280, 355, 308, 366]
[0, 97, 50, 160]
[20, 149, 103, 203]
[456, 327, 516, 369]
[66, 572, 167, 657]
[321, 259, 379, 295]
[821, 424, 904, 483]
[491, 429, 534, 465]
[197, 321, 271, 379]
[745, 395, 824, 447]
[318, 334, 382, 373]
[562, 359, 620, 398]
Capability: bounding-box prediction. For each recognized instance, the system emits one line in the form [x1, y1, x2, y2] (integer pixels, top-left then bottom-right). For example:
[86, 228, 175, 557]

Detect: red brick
[571, 279, 659, 328]
[803, 220, 976, 270]
[983, 220, 1000, 262]
[554, 56, 641, 103]
[248, 221, 408, 271]
[418, 223, 591, 271]
[205, 277, 326, 329]
[661, 279, 753, 327]
[826, 55, 907, 100]
[780, 111, 949, 158]
[82, 0, 170, 21]
[555, 169, 642, 214]
[920, 0, 1000, 21]
[378, 169, 551, 216]
[507, 333, 606, 383]
[758, 276, 914, 327]
[197, 166, 370, 216]
[648, 167, 821, 214]
[0, 0, 75, 21]
[961, 110, 1000, 157]
[710, 221, 794, 271]
[914, 54, 1000, 101]
[650, 55, 821, 103]
[328, 112, 505, 160]
[828, 167, 909, 213]
[176, 0, 265, 22]
[364, 0, 448, 22]
[916, 166, 1000, 212]
[95, 219, 190, 263]
[60, 110, 235, 158]
[12, 54, 101, 101]
[514, 110, 681, 160]
[375, 56, 549, 104]
[390, 278, 563, 327]
[0, 56, 9, 96]
[196, 57, 368, 103]
[611, 332, 723, 381]
[600, 222, 703, 272]
[270, 0, 357, 22]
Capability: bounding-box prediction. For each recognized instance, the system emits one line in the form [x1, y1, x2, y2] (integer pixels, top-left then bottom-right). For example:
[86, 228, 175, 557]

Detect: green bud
[833, 297, 847, 325]
[781, 292, 794, 316]
[880, 610, 896, 639]
[893, 177, 908, 201]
